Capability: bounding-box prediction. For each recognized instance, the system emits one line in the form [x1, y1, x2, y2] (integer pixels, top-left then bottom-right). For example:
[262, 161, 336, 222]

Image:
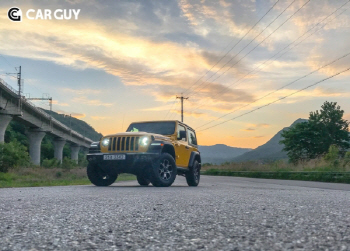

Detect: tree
[280, 101, 350, 164]
[0, 140, 30, 172]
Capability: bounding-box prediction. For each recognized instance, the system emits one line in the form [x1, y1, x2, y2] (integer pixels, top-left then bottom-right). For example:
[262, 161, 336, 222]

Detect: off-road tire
[87, 162, 118, 186]
[149, 153, 177, 187]
[137, 175, 151, 186]
[186, 160, 200, 186]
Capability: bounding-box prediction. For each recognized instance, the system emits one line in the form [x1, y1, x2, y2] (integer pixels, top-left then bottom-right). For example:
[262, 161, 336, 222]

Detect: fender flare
[147, 141, 176, 159]
[188, 151, 201, 169]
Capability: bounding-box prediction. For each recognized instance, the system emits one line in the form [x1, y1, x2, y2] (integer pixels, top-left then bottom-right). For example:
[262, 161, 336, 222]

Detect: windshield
[126, 122, 176, 135]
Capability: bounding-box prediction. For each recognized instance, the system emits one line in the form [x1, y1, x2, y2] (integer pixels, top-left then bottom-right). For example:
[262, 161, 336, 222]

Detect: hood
[104, 132, 172, 141]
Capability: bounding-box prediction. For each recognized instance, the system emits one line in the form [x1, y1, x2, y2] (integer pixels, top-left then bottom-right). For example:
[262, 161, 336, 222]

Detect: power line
[187, 0, 311, 99]
[190, 1, 350, 116]
[0, 54, 15, 70]
[196, 52, 350, 129]
[164, 97, 177, 119]
[181, 0, 281, 95]
[169, 99, 181, 120]
[198, 66, 350, 132]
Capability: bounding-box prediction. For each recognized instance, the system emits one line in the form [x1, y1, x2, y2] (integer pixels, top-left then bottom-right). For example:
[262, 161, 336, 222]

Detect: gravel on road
[0, 176, 349, 250]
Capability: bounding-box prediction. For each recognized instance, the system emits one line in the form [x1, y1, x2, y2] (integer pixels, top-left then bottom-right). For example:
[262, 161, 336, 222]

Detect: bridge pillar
[71, 144, 80, 164]
[53, 138, 66, 163]
[0, 114, 12, 143]
[27, 128, 46, 165]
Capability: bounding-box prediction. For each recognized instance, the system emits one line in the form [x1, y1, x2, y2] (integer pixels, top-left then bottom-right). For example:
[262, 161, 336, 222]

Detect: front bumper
[86, 152, 160, 175]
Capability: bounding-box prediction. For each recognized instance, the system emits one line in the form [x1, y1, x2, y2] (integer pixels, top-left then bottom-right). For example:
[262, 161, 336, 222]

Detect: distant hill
[232, 118, 308, 163]
[198, 144, 252, 164]
[40, 109, 103, 141]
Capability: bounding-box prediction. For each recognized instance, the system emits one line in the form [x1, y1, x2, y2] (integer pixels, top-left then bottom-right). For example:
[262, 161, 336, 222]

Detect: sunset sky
[0, 0, 349, 148]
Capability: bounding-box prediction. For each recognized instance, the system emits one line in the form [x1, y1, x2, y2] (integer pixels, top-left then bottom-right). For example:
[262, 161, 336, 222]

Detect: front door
[174, 124, 191, 168]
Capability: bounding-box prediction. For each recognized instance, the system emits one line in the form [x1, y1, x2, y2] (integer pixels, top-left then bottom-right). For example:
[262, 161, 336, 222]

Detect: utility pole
[6, 66, 23, 96]
[17, 66, 21, 96]
[6, 66, 23, 113]
[176, 94, 188, 122]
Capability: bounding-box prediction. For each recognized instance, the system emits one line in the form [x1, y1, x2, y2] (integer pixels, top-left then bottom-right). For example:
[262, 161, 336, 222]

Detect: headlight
[101, 138, 110, 147]
[139, 136, 150, 146]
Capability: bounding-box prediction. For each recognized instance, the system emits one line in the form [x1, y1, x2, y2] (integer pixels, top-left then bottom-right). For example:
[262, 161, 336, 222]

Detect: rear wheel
[137, 175, 150, 186]
[87, 162, 118, 186]
[186, 160, 200, 186]
[149, 153, 177, 187]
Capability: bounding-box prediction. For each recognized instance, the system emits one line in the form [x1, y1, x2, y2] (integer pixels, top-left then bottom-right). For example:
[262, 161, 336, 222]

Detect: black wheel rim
[158, 159, 173, 181]
[194, 165, 200, 183]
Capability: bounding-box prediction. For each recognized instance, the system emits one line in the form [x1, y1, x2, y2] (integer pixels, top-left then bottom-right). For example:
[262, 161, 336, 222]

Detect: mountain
[232, 118, 308, 163]
[198, 144, 252, 164]
[40, 109, 103, 141]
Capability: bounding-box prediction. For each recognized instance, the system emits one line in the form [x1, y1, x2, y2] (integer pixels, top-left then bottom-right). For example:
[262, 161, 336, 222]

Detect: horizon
[1, 0, 349, 148]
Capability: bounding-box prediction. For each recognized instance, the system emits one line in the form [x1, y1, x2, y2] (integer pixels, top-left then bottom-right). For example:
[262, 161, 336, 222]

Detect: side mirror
[178, 130, 186, 140]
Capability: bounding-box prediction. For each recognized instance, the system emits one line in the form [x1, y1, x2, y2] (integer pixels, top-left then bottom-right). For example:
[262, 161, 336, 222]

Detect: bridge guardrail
[0, 78, 18, 94]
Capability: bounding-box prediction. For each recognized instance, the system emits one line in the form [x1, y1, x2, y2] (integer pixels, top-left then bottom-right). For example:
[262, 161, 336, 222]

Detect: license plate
[103, 154, 126, 160]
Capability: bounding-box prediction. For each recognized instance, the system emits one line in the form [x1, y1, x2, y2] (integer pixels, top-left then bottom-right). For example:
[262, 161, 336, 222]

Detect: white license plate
[103, 154, 126, 160]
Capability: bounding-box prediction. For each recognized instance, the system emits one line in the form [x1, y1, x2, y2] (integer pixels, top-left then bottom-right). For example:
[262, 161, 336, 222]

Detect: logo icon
[8, 7, 22, 22]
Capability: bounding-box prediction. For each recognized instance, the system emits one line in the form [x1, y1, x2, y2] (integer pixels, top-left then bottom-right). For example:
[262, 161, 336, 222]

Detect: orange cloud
[55, 110, 85, 119]
[241, 128, 255, 132]
[72, 97, 113, 107]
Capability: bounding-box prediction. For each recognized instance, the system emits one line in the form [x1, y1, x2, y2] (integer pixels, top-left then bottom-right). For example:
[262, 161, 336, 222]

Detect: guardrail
[0, 78, 91, 144]
[0, 78, 18, 94]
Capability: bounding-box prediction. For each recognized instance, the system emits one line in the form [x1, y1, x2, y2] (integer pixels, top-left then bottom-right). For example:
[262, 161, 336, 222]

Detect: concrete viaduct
[0, 78, 93, 165]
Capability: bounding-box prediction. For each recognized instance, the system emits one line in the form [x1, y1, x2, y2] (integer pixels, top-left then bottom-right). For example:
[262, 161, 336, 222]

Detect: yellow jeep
[86, 120, 201, 187]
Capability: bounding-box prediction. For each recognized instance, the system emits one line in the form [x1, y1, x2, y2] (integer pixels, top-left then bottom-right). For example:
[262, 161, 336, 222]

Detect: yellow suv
[86, 120, 201, 187]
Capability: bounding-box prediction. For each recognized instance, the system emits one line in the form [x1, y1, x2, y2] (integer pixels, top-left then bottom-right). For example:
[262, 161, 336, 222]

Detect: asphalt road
[1, 176, 350, 251]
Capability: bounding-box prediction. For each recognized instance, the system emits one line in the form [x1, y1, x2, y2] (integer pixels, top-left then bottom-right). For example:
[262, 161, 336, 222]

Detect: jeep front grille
[107, 136, 140, 152]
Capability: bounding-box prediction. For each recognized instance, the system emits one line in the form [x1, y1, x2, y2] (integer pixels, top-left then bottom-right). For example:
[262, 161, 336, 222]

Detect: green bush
[61, 157, 77, 170]
[78, 152, 88, 167]
[42, 158, 60, 168]
[0, 141, 30, 172]
[324, 145, 340, 168]
[342, 152, 350, 168]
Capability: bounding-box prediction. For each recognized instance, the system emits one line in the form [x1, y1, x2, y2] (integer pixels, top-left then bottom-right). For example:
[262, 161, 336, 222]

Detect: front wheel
[149, 153, 177, 187]
[186, 160, 200, 186]
[137, 175, 150, 186]
[87, 162, 118, 186]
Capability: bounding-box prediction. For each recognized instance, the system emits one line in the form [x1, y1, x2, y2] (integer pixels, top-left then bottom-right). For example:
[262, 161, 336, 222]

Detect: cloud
[71, 113, 86, 119]
[55, 109, 86, 118]
[253, 136, 264, 139]
[61, 88, 102, 95]
[0, 0, 349, 142]
[247, 123, 270, 128]
[241, 128, 255, 132]
[171, 109, 209, 118]
[51, 100, 70, 107]
[72, 97, 113, 107]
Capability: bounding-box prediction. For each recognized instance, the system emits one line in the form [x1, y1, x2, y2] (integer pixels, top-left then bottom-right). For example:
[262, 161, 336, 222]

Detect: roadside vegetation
[203, 148, 350, 183]
[0, 141, 135, 188]
[0, 167, 135, 188]
[203, 101, 350, 184]
[0, 119, 135, 188]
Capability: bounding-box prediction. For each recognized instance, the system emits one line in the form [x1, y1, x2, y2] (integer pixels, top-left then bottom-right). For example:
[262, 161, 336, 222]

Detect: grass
[201, 158, 350, 184]
[0, 167, 136, 188]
